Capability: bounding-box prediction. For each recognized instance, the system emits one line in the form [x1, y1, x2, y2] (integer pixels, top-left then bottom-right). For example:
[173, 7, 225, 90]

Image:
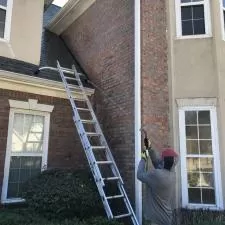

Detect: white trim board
[47, 0, 96, 35]
[0, 70, 94, 99]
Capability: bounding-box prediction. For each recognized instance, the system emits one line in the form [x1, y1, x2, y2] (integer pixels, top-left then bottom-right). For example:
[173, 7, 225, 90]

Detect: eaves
[0, 70, 94, 99]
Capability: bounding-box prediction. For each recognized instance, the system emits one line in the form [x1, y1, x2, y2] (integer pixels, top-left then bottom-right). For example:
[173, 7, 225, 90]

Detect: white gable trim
[47, 0, 96, 35]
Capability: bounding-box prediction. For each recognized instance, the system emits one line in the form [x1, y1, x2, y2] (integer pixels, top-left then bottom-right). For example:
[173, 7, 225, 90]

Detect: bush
[0, 209, 123, 225]
[173, 209, 225, 225]
[21, 168, 104, 219]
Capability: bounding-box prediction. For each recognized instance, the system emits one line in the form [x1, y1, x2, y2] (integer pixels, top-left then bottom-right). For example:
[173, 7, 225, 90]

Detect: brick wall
[62, 0, 135, 199]
[0, 88, 88, 192]
[141, 0, 169, 151]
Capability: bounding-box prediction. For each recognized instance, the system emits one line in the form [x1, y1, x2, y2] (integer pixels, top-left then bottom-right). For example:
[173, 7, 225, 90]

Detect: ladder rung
[60, 66, 74, 73]
[114, 213, 131, 219]
[65, 76, 79, 81]
[103, 177, 120, 181]
[77, 107, 90, 111]
[86, 132, 101, 136]
[73, 98, 86, 102]
[81, 119, 95, 124]
[96, 161, 113, 165]
[92, 146, 106, 150]
[106, 194, 124, 200]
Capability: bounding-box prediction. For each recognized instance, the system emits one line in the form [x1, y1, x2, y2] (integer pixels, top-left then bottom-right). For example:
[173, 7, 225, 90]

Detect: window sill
[0, 38, 9, 43]
[1, 198, 25, 204]
[184, 204, 223, 210]
[175, 34, 212, 40]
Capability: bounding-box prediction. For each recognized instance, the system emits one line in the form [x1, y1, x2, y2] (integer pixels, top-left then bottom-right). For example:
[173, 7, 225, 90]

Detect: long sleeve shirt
[137, 151, 176, 225]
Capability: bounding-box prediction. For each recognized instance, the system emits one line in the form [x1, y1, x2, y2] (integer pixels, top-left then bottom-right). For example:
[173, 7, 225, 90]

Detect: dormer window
[175, 0, 211, 38]
[0, 0, 13, 40]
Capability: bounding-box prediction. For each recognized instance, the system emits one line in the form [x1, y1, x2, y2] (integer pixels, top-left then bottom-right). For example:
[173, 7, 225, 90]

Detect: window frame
[1, 99, 53, 203]
[178, 105, 223, 209]
[220, 0, 225, 40]
[0, 0, 13, 41]
[175, 0, 212, 39]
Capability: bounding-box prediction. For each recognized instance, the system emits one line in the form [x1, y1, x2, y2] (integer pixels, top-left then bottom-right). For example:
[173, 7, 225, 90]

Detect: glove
[141, 150, 149, 161]
[144, 137, 151, 150]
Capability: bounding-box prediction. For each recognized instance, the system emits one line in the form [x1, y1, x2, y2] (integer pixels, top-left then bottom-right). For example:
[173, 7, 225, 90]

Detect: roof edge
[44, 0, 54, 11]
[46, 0, 96, 35]
[0, 69, 95, 99]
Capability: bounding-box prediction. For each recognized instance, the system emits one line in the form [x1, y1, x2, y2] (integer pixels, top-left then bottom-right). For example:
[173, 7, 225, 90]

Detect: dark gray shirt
[137, 154, 176, 225]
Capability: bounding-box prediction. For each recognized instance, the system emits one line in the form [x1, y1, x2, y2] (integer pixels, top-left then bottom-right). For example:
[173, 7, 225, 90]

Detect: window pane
[181, 0, 204, 3]
[182, 20, 193, 35]
[200, 158, 213, 172]
[200, 173, 214, 188]
[0, 8, 6, 38]
[186, 140, 198, 154]
[223, 0, 225, 8]
[199, 126, 211, 139]
[181, 6, 192, 20]
[198, 111, 210, 124]
[199, 140, 212, 154]
[188, 188, 201, 203]
[12, 114, 44, 153]
[202, 189, 215, 204]
[187, 158, 199, 172]
[7, 156, 42, 199]
[193, 19, 205, 34]
[188, 172, 199, 187]
[0, 0, 7, 7]
[193, 5, 204, 19]
[186, 126, 198, 139]
[185, 111, 197, 124]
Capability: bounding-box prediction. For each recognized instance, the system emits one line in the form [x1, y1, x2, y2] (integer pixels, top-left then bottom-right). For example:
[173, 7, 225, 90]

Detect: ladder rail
[56, 62, 114, 219]
[56, 61, 105, 186]
[56, 61, 140, 225]
[72, 65, 124, 184]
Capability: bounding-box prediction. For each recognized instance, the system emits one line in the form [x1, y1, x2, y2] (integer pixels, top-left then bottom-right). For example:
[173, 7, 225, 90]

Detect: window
[179, 105, 223, 209]
[175, 0, 211, 37]
[0, 0, 13, 40]
[222, 0, 225, 38]
[1, 99, 53, 203]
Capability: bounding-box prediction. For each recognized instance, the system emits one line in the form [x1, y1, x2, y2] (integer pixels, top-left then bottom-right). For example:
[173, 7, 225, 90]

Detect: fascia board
[47, 0, 96, 35]
[0, 70, 94, 99]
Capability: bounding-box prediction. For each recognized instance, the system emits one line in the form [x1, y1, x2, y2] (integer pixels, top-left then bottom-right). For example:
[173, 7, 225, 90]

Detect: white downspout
[134, 0, 142, 224]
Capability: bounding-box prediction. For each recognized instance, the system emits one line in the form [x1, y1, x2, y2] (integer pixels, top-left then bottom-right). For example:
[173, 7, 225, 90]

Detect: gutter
[134, 0, 142, 224]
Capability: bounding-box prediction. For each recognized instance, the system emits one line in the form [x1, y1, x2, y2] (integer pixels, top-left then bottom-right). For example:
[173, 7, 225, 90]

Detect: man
[137, 140, 178, 225]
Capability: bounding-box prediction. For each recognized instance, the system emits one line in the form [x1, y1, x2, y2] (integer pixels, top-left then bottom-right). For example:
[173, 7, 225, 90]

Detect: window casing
[0, 0, 13, 40]
[1, 100, 53, 203]
[178, 106, 223, 209]
[221, 0, 225, 39]
[175, 0, 211, 38]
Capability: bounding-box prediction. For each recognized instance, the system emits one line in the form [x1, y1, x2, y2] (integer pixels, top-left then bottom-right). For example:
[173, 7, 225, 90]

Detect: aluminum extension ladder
[55, 60, 140, 225]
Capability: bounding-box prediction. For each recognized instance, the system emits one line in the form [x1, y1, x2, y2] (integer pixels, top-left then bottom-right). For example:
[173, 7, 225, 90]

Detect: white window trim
[0, 0, 13, 41]
[178, 104, 223, 210]
[175, 0, 212, 39]
[1, 99, 54, 204]
[220, 0, 225, 40]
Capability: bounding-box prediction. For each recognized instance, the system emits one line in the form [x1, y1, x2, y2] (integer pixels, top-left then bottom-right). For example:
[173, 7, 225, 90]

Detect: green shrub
[21, 168, 104, 219]
[173, 209, 225, 225]
[0, 209, 123, 225]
